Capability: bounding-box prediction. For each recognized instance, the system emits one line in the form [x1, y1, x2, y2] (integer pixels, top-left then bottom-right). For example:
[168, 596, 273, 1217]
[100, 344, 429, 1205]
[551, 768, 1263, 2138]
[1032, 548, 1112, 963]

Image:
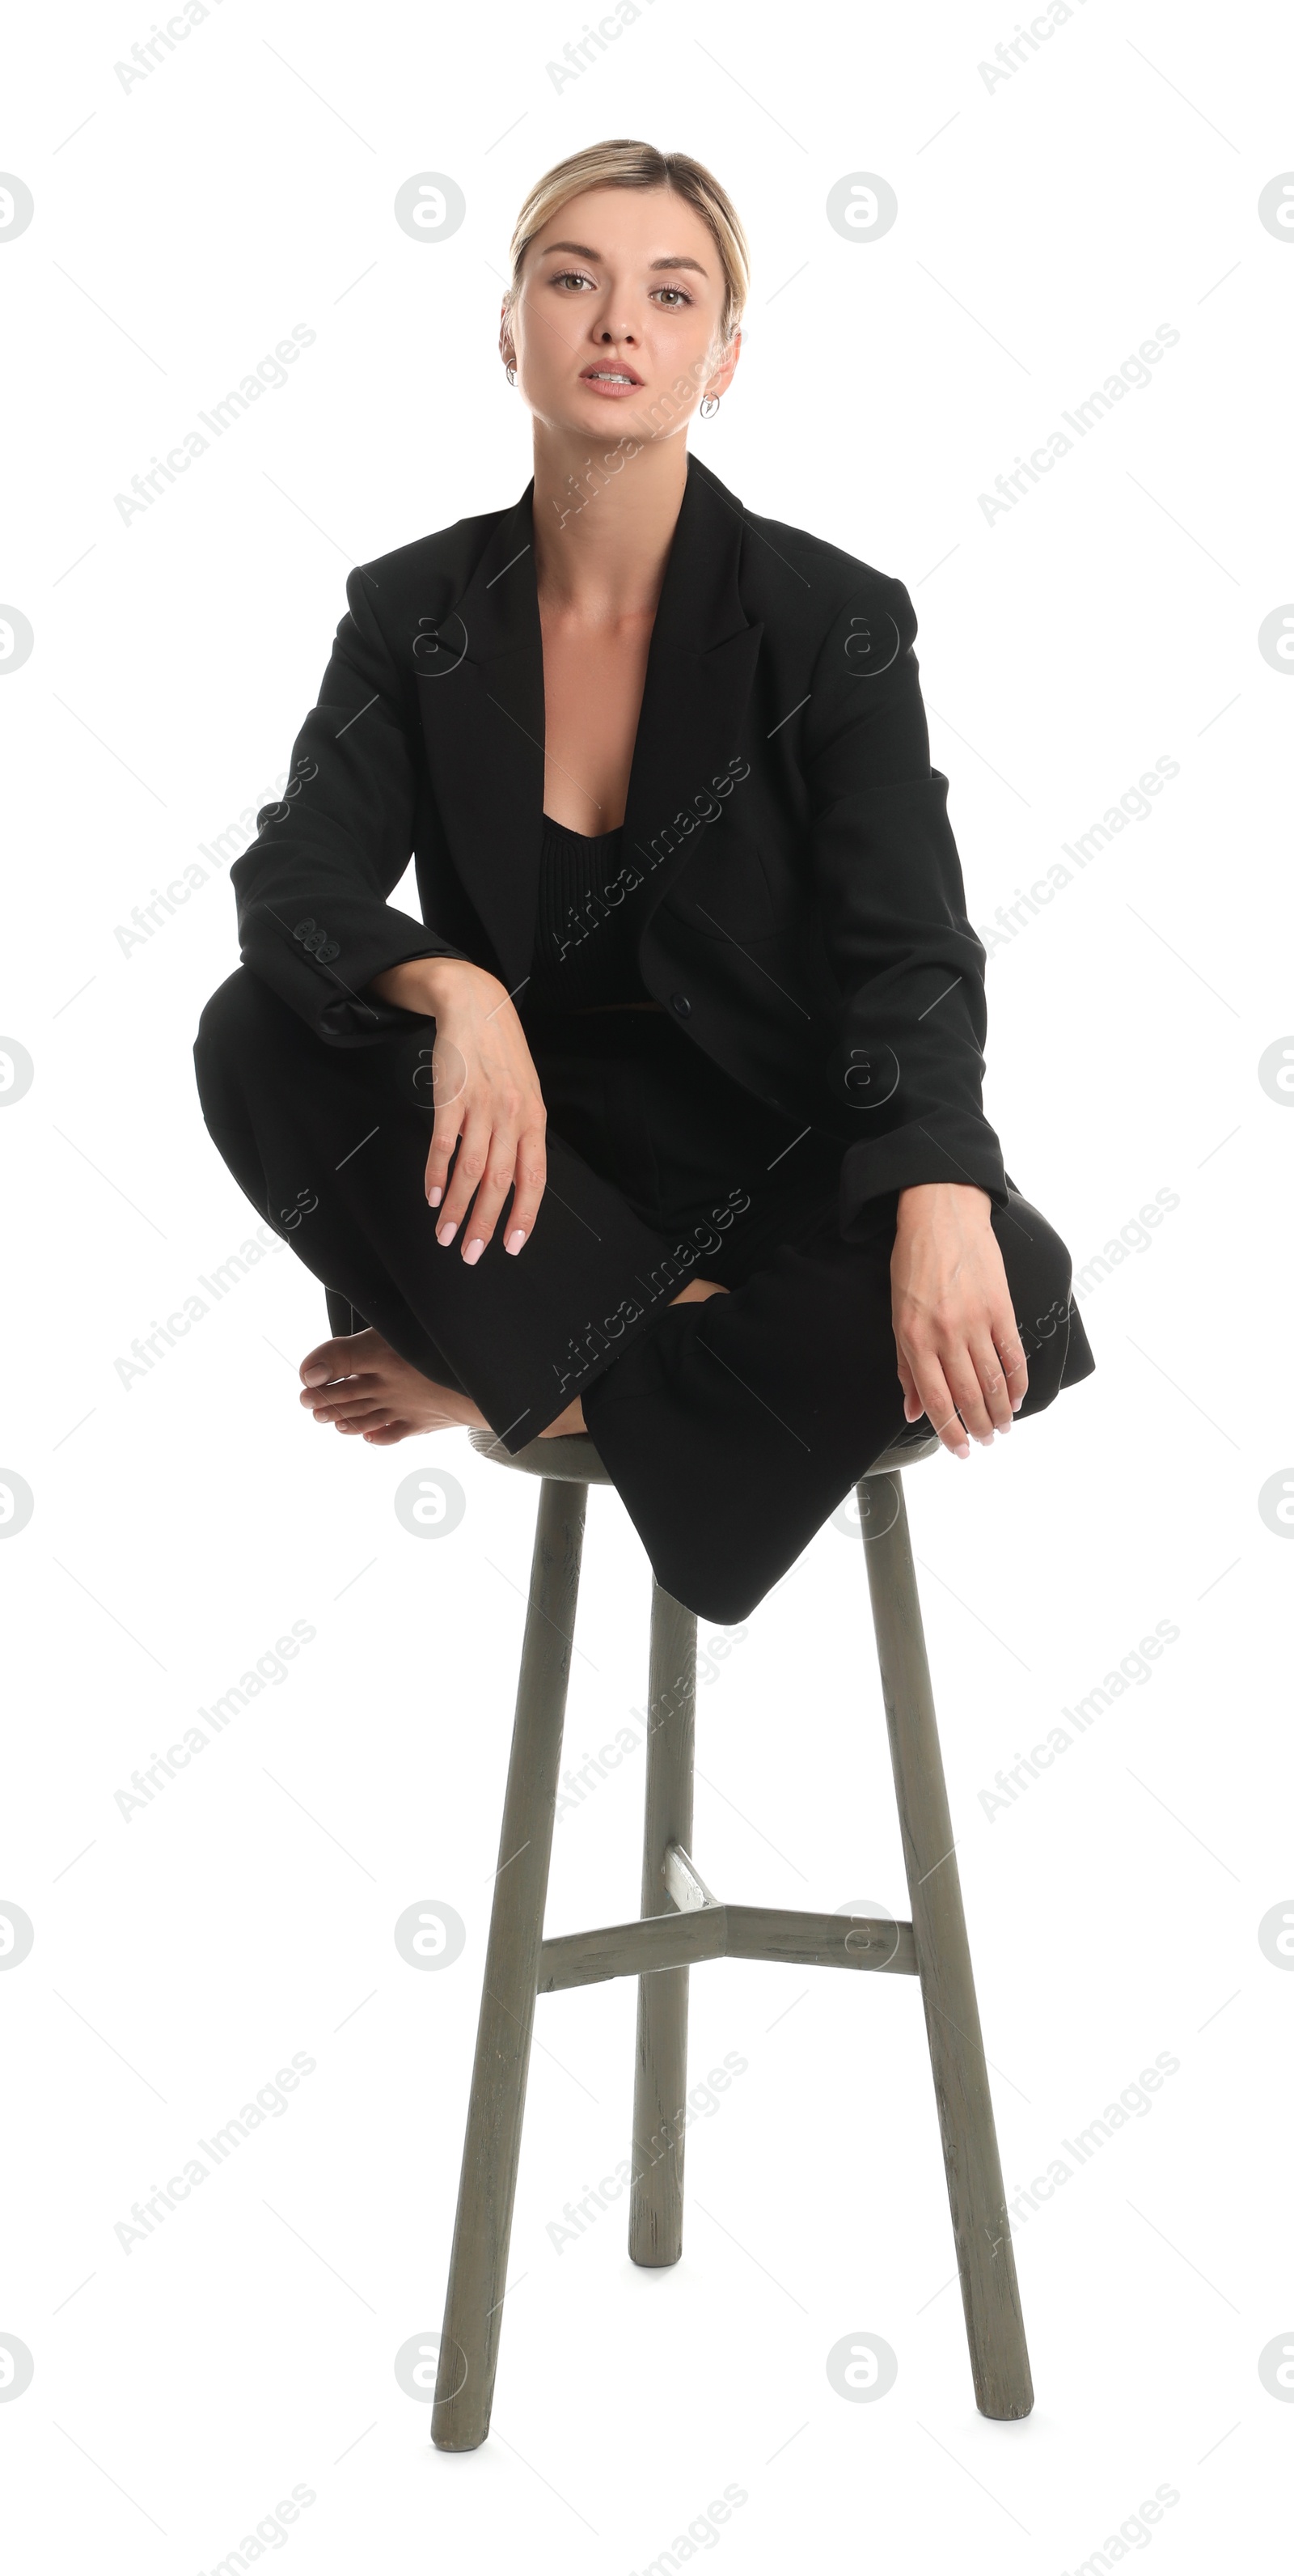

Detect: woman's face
[501, 184, 740, 442]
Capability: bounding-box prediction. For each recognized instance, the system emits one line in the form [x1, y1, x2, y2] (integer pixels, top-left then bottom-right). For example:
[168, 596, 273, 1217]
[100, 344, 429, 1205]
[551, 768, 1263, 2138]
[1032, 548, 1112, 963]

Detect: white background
[2, 2, 1292, 2569]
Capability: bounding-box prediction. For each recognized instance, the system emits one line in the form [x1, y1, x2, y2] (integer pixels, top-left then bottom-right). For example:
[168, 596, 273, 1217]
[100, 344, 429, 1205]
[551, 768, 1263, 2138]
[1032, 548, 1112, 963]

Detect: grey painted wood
[541, 1905, 728, 1990]
[663, 1842, 718, 1913]
[467, 1425, 612, 1483]
[538, 1903, 917, 1989]
[431, 1476, 586, 2454]
[628, 1581, 697, 2266]
[857, 1466, 1034, 2421]
[433, 1426, 1033, 2443]
[723, 1904, 916, 1974]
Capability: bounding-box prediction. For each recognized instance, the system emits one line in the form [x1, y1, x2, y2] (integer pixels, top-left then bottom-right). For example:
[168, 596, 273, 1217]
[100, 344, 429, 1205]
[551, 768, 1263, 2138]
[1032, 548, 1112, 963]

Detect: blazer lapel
[417, 454, 762, 994]
[620, 457, 763, 931]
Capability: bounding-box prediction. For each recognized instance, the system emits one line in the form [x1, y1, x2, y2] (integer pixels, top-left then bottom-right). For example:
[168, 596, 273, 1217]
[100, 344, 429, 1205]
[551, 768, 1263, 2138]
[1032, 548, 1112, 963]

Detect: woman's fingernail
[1012, 1396, 1023, 1412]
[427, 1185, 442, 1207]
[505, 1227, 526, 1254]
[437, 1219, 457, 1246]
[956, 1441, 970, 1459]
[463, 1238, 485, 1266]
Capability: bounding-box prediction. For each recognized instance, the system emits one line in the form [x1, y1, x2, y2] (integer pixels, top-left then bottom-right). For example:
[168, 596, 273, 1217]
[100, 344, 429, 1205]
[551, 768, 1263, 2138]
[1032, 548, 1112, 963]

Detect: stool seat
[435, 1414, 1032, 2451]
[467, 1420, 941, 1482]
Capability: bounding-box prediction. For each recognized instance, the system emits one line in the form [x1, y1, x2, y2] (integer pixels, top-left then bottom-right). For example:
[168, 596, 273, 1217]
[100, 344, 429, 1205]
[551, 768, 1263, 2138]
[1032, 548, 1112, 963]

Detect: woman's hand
[890, 1182, 1027, 1457]
[366, 956, 548, 1262]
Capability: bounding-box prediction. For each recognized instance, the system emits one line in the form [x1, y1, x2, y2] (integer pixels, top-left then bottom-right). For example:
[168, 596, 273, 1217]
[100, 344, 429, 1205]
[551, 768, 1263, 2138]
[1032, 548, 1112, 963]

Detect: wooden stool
[431, 1426, 1033, 2450]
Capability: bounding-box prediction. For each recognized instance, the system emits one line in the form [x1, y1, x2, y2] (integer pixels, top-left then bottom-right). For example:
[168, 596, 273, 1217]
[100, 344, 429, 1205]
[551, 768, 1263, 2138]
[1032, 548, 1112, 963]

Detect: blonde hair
[505, 139, 750, 348]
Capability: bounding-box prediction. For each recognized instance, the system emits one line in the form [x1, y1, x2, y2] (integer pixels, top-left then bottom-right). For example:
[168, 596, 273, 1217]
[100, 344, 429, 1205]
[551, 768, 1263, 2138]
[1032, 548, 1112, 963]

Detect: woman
[193, 138, 1094, 1624]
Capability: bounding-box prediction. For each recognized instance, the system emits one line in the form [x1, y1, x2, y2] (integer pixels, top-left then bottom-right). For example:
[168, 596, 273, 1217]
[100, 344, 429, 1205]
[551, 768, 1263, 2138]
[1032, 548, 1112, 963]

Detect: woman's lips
[579, 366, 643, 397]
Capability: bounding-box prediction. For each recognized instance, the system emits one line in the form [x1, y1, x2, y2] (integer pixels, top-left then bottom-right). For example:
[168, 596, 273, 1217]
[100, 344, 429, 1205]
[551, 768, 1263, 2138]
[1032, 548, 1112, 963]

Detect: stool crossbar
[431, 1427, 1033, 2451]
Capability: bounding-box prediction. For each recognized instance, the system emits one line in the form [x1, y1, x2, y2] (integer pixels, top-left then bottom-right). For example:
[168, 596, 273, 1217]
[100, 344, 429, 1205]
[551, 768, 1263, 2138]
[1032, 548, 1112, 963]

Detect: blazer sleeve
[801, 575, 1009, 1232]
[229, 566, 473, 1045]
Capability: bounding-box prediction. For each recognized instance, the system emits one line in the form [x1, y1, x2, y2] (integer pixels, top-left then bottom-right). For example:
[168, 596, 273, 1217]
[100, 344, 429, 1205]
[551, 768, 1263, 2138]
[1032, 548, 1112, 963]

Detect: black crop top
[523, 812, 651, 1010]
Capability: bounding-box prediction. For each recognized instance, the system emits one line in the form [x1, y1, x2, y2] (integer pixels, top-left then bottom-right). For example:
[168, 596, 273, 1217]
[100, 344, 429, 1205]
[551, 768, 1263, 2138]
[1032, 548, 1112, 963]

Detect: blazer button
[670, 992, 691, 1017]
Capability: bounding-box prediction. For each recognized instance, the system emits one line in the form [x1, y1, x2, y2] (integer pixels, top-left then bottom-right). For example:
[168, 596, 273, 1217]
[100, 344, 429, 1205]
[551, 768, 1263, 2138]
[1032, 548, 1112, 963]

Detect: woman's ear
[716, 327, 742, 392]
[702, 328, 742, 408]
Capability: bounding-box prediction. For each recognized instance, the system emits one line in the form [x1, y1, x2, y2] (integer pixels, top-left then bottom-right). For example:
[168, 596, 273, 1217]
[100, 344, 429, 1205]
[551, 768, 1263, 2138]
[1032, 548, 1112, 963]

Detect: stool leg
[857, 1468, 1034, 2421]
[628, 1579, 697, 2265]
[431, 1475, 587, 2451]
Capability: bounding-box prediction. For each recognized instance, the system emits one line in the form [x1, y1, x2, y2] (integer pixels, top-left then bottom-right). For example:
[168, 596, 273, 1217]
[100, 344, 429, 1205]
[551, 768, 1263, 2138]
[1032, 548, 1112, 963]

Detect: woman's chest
[539, 610, 654, 835]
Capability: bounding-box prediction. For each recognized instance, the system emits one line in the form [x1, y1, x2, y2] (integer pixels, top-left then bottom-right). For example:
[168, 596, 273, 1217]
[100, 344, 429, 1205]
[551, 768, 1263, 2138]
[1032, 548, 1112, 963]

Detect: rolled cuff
[837, 1109, 1009, 1237]
[239, 901, 473, 1046]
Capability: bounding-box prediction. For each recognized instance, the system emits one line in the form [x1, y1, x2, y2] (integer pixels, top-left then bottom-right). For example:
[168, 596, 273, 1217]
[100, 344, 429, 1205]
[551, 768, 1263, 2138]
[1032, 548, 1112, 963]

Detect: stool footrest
[537, 1904, 916, 1992]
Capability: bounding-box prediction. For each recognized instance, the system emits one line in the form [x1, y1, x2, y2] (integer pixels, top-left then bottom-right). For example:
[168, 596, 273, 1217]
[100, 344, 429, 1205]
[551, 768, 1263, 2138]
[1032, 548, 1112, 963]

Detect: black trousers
[193, 968, 1095, 1623]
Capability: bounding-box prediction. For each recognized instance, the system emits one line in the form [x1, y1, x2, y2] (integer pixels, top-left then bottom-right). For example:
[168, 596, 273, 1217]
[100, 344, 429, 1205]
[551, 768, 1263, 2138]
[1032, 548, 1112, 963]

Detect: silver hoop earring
[700, 393, 720, 417]
[505, 362, 516, 386]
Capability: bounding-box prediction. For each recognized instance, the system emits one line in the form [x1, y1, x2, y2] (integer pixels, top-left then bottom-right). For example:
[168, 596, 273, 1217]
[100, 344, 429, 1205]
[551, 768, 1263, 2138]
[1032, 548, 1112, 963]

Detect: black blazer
[230, 451, 1013, 1238]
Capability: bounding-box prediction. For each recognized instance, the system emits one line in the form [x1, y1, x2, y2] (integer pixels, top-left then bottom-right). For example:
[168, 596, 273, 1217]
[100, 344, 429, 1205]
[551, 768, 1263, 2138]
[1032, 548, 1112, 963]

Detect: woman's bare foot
[298, 1327, 487, 1447]
[667, 1277, 729, 1309]
[298, 1281, 730, 1448]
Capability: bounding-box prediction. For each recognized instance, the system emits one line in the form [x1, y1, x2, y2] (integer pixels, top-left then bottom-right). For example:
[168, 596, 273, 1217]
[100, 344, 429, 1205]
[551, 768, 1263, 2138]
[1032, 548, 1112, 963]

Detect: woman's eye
[547, 269, 691, 307]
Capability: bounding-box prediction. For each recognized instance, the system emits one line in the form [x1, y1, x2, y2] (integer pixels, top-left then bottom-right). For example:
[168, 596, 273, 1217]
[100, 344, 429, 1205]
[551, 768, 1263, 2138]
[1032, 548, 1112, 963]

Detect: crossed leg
[296, 1277, 732, 1447]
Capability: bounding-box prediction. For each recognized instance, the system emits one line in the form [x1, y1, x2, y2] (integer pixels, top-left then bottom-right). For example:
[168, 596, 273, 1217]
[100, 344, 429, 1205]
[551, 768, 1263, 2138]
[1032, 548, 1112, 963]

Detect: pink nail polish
[956, 1442, 970, 1459]
[505, 1227, 526, 1253]
[428, 1185, 442, 1207]
[437, 1219, 457, 1246]
[463, 1238, 484, 1266]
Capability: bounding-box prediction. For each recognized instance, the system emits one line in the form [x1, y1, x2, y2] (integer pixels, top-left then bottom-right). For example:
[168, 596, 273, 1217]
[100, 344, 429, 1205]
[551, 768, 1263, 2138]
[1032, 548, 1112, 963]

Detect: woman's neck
[531, 425, 688, 621]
